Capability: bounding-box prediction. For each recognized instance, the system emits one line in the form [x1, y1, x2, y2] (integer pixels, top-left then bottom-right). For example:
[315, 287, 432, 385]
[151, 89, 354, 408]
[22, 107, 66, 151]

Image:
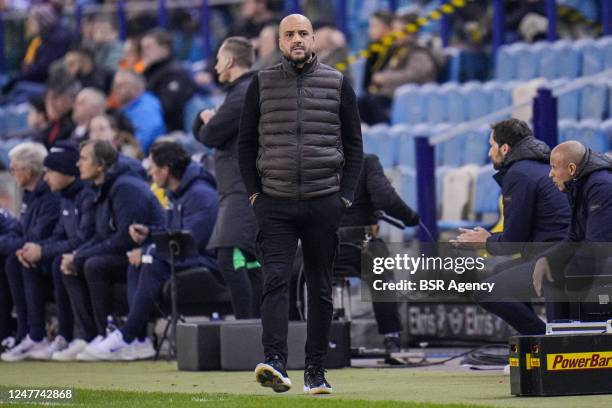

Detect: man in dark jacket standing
[337, 153, 419, 361]
[533, 141, 612, 314]
[193, 36, 261, 319]
[454, 119, 571, 335]
[142, 28, 197, 132]
[60, 140, 166, 361]
[17, 142, 96, 361]
[1, 142, 60, 362]
[85, 141, 219, 361]
[239, 14, 363, 395]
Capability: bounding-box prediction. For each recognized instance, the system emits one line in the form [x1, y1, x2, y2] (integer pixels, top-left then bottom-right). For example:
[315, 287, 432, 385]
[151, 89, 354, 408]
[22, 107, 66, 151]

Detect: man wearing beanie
[17, 141, 97, 361]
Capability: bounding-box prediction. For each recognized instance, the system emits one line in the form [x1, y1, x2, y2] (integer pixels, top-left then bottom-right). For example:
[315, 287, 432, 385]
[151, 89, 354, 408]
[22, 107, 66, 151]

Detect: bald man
[71, 88, 106, 143]
[239, 14, 363, 394]
[533, 142, 612, 305]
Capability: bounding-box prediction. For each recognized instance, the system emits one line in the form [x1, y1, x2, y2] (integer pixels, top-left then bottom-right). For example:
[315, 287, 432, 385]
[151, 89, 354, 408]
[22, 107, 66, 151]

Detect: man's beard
[287, 51, 312, 64]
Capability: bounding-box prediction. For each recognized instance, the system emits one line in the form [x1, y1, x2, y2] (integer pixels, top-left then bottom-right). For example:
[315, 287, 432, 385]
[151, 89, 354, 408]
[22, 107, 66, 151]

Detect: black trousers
[82, 255, 128, 336]
[474, 258, 569, 335]
[334, 243, 402, 335]
[254, 192, 343, 367]
[63, 271, 98, 341]
[217, 247, 262, 319]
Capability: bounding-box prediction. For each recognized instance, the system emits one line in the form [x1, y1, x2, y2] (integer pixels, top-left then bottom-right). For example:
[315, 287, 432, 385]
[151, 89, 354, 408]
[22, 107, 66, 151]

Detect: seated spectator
[89, 113, 144, 160]
[141, 28, 197, 132]
[0, 142, 60, 362]
[71, 87, 107, 143]
[64, 44, 114, 94]
[0, 208, 20, 353]
[313, 23, 353, 84]
[40, 77, 79, 149]
[17, 142, 96, 360]
[85, 142, 219, 360]
[363, 11, 395, 93]
[90, 15, 124, 72]
[25, 95, 49, 140]
[60, 140, 166, 361]
[169, 8, 204, 63]
[112, 70, 166, 153]
[359, 12, 440, 124]
[1, 4, 72, 98]
[228, 0, 278, 39]
[252, 23, 282, 70]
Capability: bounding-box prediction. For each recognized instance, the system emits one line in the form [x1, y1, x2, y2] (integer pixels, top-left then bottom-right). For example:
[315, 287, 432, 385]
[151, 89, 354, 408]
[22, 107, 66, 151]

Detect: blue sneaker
[254, 354, 292, 393]
[303, 365, 332, 394]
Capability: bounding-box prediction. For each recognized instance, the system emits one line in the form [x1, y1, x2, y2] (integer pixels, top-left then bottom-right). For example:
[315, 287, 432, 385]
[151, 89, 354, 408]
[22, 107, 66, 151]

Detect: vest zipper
[297, 76, 303, 200]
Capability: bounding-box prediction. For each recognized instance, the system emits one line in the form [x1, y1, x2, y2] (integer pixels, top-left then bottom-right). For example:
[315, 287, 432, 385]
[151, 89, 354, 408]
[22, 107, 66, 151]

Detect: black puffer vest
[257, 55, 344, 199]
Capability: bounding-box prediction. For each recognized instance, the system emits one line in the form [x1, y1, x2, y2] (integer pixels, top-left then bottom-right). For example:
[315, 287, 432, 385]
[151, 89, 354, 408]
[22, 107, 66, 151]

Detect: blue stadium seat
[435, 166, 450, 215]
[515, 43, 540, 81]
[443, 47, 461, 82]
[391, 84, 426, 125]
[552, 78, 580, 120]
[376, 126, 399, 169]
[463, 126, 490, 165]
[436, 125, 465, 167]
[602, 37, 612, 70]
[556, 41, 581, 78]
[472, 165, 500, 217]
[601, 119, 612, 150]
[578, 39, 604, 76]
[577, 120, 609, 153]
[446, 82, 467, 123]
[425, 84, 448, 124]
[558, 119, 580, 143]
[463, 82, 492, 120]
[398, 166, 417, 211]
[391, 124, 415, 168]
[580, 80, 609, 121]
[495, 44, 517, 80]
[362, 124, 389, 157]
[484, 81, 514, 114]
[538, 43, 558, 79]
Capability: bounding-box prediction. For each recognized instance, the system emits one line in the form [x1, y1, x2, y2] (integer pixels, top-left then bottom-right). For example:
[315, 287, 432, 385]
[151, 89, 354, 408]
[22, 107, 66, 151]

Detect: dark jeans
[83, 255, 128, 336]
[475, 258, 569, 335]
[358, 93, 392, 125]
[253, 192, 343, 367]
[334, 243, 401, 335]
[217, 247, 262, 319]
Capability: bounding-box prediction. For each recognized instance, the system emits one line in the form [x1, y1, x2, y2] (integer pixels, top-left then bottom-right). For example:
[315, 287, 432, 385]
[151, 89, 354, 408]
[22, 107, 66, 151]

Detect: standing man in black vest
[239, 14, 363, 395]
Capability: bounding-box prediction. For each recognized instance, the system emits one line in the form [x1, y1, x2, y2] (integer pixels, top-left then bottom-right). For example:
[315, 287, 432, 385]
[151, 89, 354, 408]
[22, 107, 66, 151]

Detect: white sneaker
[131, 338, 156, 360]
[85, 330, 131, 361]
[76, 336, 105, 361]
[28, 335, 69, 360]
[52, 339, 89, 361]
[1, 336, 49, 362]
[1, 336, 15, 351]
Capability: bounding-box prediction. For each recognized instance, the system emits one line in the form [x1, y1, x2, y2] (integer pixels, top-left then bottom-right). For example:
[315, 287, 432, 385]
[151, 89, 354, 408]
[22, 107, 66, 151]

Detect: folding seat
[576, 120, 609, 153]
[425, 84, 449, 124]
[495, 44, 517, 81]
[557, 41, 581, 78]
[463, 82, 492, 120]
[552, 78, 580, 120]
[445, 82, 467, 123]
[515, 43, 540, 81]
[350, 57, 366, 98]
[391, 124, 415, 168]
[391, 84, 426, 125]
[580, 80, 609, 121]
[578, 39, 604, 76]
[463, 125, 490, 166]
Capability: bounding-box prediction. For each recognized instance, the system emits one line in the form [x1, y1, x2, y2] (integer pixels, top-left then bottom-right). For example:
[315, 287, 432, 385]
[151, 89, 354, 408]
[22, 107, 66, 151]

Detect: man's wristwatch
[341, 197, 352, 208]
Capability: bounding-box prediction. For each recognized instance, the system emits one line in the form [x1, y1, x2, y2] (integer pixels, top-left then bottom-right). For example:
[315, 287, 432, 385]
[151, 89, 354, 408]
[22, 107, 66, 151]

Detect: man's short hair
[9, 142, 48, 177]
[491, 118, 533, 148]
[372, 10, 393, 27]
[221, 36, 255, 69]
[68, 43, 96, 62]
[143, 27, 173, 50]
[47, 75, 81, 96]
[149, 141, 191, 180]
[81, 139, 118, 171]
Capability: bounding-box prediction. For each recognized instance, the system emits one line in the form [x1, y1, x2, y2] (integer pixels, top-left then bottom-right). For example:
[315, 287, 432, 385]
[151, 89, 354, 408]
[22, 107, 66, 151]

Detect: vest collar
[281, 54, 319, 76]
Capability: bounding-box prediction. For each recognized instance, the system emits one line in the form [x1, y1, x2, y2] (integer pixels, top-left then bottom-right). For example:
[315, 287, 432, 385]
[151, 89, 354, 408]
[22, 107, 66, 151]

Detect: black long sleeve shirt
[238, 73, 363, 202]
